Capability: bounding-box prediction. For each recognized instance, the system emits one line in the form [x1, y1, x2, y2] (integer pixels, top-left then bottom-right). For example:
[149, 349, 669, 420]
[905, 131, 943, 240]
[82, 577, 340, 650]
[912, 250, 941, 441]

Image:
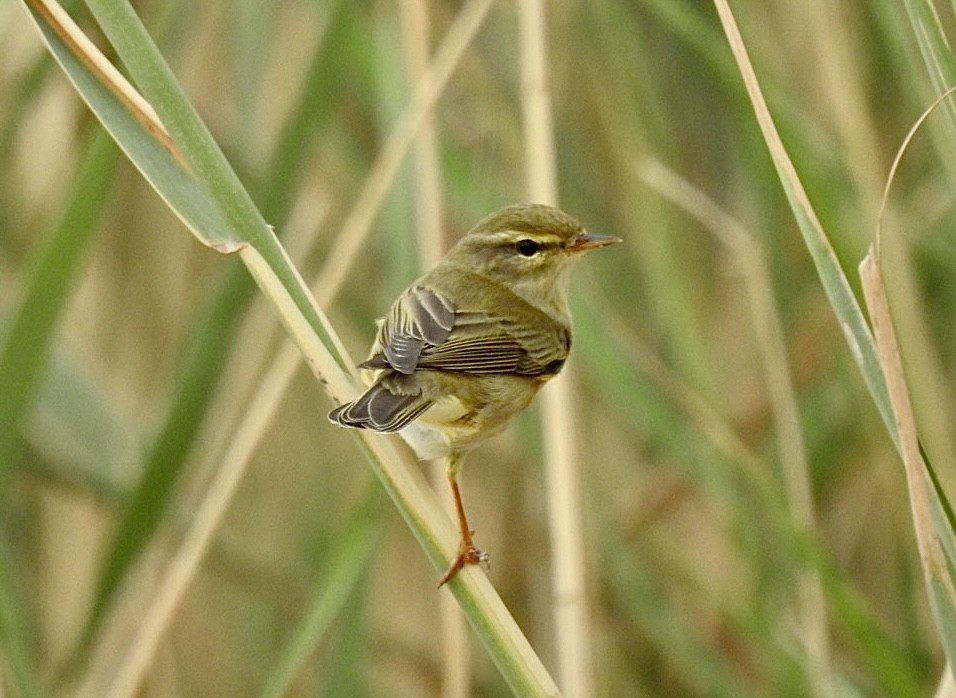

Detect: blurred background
[1, 0, 955, 695]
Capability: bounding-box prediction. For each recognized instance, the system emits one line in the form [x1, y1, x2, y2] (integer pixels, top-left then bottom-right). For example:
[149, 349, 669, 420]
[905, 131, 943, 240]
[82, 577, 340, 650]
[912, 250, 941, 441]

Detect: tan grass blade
[711, 0, 893, 438]
[860, 251, 956, 668]
[26, 0, 173, 156]
[872, 87, 956, 491]
[713, 0, 956, 681]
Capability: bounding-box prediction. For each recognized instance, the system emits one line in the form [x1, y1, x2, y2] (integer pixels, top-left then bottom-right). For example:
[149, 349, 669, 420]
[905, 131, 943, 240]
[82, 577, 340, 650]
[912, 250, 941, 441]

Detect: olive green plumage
[328, 202, 619, 584]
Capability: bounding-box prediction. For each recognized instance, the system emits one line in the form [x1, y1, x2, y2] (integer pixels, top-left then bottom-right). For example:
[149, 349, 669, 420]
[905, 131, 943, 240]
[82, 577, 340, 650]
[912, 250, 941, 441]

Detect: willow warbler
[328, 203, 620, 586]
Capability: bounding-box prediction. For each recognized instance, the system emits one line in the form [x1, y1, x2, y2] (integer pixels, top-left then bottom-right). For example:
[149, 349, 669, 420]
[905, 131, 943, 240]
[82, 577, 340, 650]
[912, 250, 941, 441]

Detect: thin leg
[438, 469, 487, 587]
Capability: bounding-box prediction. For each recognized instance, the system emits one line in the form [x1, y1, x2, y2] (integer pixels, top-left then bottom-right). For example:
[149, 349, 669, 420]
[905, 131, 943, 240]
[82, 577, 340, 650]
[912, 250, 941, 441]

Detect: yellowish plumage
[328, 203, 619, 585]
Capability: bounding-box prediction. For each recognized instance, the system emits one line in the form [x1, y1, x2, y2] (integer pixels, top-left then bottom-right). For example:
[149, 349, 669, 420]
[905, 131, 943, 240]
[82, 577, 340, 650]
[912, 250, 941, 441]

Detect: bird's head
[445, 203, 620, 317]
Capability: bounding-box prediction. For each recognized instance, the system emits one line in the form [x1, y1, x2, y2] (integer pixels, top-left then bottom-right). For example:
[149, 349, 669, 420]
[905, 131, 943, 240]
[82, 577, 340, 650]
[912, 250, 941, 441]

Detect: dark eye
[516, 239, 540, 257]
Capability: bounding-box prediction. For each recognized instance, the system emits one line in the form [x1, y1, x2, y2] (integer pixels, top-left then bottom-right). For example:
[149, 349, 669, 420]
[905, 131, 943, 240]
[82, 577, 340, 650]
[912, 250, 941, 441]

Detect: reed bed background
[2, 0, 956, 695]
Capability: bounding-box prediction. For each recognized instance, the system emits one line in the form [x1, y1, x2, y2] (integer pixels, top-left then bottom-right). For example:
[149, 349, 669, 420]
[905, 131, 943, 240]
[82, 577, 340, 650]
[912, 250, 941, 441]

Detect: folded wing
[361, 284, 569, 378]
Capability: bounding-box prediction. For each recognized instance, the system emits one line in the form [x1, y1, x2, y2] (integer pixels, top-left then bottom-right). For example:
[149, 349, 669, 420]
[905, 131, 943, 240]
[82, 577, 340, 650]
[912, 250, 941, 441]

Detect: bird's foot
[437, 540, 489, 587]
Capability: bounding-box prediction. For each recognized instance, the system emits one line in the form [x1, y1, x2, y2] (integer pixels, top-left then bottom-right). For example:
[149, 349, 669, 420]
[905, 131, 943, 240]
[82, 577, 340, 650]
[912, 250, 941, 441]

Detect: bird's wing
[417, 310, 568, 375]
[369, 285, 456, 375]
[362, 284, 570, 377]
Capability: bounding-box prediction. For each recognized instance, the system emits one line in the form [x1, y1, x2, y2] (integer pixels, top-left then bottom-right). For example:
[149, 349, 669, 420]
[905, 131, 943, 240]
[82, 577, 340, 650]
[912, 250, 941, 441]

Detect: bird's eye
[516, 239, 540, 257]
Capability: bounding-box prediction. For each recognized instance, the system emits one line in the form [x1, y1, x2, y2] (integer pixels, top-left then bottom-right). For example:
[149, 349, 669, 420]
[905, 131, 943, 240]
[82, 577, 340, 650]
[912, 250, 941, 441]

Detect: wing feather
[373, 286, 455, 374]
[362, 275, 570, 378]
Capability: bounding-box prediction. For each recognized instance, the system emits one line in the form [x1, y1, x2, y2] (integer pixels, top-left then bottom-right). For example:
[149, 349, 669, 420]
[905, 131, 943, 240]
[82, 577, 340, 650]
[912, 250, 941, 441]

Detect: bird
[328, 203, 620, 586]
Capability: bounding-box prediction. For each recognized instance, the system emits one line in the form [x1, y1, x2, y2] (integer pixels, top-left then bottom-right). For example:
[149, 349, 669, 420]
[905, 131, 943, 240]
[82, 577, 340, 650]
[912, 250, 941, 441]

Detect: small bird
[328, 203, 620, 586]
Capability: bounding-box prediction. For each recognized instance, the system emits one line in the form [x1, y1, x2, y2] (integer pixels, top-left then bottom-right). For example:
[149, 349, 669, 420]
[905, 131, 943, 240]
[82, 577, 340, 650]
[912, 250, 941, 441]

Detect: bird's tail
[327, 377, 432, 433]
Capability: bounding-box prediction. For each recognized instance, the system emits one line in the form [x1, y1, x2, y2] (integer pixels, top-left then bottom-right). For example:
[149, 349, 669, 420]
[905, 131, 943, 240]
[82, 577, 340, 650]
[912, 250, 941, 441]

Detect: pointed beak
[567, 233, 622, 253]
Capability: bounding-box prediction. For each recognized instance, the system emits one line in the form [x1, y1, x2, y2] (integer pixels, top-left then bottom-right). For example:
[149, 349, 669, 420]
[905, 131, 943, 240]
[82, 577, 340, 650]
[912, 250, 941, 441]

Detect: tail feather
[328, 380, 432, 433]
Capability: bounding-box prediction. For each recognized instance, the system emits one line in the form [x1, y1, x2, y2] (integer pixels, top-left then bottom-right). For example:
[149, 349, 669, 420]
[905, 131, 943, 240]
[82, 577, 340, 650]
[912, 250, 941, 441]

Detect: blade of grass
[872, 86, 956, 494]
[79, 0, 263, 250]
[900, 0, 956, 141]
[21, 0, 237, 248]
[860, 251, 956, 671]
[711, 0, 895, 447]
[519, 1, 593, 696]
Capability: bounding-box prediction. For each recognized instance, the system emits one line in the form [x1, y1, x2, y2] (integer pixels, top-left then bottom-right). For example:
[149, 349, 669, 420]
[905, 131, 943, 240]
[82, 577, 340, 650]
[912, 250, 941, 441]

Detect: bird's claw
[437, 543, 488, 587]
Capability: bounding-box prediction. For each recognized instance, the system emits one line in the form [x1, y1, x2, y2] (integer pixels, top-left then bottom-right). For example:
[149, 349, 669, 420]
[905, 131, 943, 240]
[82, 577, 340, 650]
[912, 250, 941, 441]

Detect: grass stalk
[519, 1, 592, 696]
[874, 86, 956, 496]
[860, 252, 956, 670]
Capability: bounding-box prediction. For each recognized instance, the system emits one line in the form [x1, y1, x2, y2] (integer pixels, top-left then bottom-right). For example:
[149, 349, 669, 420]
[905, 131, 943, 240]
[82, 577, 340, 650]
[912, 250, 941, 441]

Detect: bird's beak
[567, 233, 622, 253]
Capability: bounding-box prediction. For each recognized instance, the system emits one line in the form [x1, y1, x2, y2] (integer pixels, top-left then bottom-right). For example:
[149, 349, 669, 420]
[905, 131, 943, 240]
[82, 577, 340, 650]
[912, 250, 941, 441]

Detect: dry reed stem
[639, 159, 830, 687]
[875, 87, 956, 485]
[813, 0, 956, 503]
[860, 251, 956, 690]
[27, 0, 177, 159]
[400, 1, 471, 695]
[519, 1, 593, 696]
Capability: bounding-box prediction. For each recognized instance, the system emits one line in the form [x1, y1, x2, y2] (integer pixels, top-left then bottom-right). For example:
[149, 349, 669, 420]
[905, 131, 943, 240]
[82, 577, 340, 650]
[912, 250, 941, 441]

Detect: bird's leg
[438, 454, 488, 587]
